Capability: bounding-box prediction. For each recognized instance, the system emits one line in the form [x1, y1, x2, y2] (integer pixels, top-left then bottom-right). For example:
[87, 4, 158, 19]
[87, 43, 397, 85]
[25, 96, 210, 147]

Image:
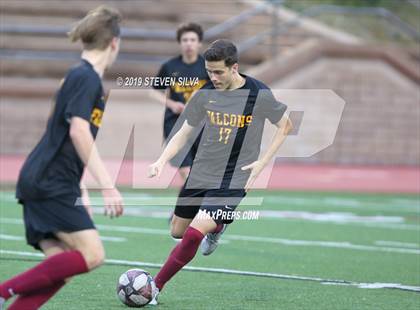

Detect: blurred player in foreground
[148, 39, 293, 304]
[0, 6, 124, 310]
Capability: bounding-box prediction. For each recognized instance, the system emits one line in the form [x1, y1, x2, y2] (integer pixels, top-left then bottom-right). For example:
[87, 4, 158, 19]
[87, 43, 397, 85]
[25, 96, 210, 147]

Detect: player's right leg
[0, 230, 103, 307]
[170, 214, 193, 239]
[166, 144, 194, 230]
[149, 188, 203, 305]
[7, 239, 70, 310]
[0, 239, 90, 307]
[170, 187, 204, 239]
[154, 210, 217, 293]
[0, 197, 98, 304]
[56, 229, 105, 270]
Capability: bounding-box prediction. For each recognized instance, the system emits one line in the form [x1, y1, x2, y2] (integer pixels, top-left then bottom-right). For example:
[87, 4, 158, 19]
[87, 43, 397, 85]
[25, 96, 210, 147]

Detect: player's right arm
[69, 116, 123, 218]
[148, 120, 194, 178]
[64, 72, 123, 218]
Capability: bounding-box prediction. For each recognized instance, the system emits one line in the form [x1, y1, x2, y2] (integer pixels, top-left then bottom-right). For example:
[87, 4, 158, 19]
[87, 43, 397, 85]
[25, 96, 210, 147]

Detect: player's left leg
[200, 189, 246, 255]
[7, 239, 70, 310]
[200, 221, 227, 256]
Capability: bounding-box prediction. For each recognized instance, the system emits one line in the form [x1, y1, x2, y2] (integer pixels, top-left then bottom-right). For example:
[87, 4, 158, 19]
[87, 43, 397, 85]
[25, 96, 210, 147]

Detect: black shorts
[164, 118, 198, 168]
[174, 187, 246, 224]
[21, 195, 95, 251]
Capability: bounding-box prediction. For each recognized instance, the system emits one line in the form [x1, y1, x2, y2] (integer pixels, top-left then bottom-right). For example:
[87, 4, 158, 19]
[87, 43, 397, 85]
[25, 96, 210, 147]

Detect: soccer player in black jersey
[0, 6, 124, 310]
[148, 39, 293, 302]
[152, 22, 209, 180]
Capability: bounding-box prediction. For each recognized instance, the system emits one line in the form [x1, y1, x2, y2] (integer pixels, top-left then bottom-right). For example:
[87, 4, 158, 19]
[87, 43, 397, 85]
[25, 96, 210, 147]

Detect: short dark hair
[176, 22, 203, 42]
[203, 39, 238, 67]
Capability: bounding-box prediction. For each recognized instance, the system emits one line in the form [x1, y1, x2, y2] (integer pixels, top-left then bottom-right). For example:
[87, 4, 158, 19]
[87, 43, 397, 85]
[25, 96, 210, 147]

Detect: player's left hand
[242, 160, 265, 192]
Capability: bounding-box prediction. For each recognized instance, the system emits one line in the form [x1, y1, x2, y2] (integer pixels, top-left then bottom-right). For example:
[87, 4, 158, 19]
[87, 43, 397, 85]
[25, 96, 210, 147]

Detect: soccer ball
[116, 269, 156, 307]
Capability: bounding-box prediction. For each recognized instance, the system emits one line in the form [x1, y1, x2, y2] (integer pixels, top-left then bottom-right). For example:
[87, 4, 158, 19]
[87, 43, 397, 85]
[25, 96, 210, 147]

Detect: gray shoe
[0, 297, 5, 310]
[200, 224, 227, 256]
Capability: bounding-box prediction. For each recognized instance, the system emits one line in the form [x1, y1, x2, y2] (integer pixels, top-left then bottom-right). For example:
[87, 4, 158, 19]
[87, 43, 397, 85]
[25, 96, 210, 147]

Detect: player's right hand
[148, 160, 164, 178]
[168, 101, 185, 114]
[102, 188, 124, 218]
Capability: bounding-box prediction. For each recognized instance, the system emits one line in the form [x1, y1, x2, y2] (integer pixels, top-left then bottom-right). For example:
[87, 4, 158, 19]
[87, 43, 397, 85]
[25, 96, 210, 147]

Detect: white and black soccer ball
[116, 269, 156, 307]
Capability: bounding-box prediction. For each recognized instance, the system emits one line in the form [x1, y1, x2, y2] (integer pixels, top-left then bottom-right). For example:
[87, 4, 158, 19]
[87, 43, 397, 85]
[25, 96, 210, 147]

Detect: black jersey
[16, 59, 105, 200]
[183, 74, 287, 189]
[153, 55, 209, 123]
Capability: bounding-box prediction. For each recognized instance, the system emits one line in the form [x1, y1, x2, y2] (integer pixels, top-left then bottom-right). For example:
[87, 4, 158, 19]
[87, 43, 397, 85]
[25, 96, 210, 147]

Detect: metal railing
[0, 3, 269, 41]
[238, 2, 420, 56]
[307, 4, 420, 41]
[0, 1, 418, 63]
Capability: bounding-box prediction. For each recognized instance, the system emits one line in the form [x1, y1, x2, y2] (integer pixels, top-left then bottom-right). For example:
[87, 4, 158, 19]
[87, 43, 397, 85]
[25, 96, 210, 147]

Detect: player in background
[148, 39, 293, 303]
[151, 22, 209, 182]
[0, 6, 123, 310]
[151, 22, 209, 236]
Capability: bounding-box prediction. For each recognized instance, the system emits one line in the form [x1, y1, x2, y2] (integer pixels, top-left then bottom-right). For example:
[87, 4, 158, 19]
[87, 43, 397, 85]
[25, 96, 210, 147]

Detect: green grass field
[0, 190, 419, 309]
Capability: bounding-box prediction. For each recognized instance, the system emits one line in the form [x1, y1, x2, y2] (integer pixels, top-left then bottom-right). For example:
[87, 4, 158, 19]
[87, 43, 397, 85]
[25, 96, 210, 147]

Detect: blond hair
[68, 5, 122, 50]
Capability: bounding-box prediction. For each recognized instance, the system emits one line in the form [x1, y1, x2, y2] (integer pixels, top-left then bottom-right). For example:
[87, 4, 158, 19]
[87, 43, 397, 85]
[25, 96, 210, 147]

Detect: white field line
[83, 206, 420, 231]
[225, 235, 420, 254]
[263, 196, 420, 211]
[93, 207, 419, 231]
[0, 218, 419, 255]
[0, 233, 126, 243]
[0, 234, 24, 241]
[374, 241, 419, 249]
[90, 207, 407, 224]
[100, 236, 127, 242]
[1, 192, 419, 212]
[0, 249, 419, 293]
[335, 222, 420, 231]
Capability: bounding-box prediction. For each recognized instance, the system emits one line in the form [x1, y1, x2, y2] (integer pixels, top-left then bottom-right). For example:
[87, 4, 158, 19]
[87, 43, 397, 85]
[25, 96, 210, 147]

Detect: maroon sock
[0, 250, 88, 300]
[8, 280, 65, 310]
[154, 226, 204, 290]
[212, 223, 224, 234]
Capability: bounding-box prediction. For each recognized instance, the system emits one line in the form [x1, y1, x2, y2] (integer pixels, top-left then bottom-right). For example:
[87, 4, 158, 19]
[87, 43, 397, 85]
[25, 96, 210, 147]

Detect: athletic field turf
[0, 189, 419, 309]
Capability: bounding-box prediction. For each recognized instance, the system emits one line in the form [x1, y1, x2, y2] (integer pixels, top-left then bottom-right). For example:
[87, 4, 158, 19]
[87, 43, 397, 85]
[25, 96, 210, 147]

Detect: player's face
[205, 60, 236, 90]
[107, 37, 120, 68]
[179, 32, 201, 58]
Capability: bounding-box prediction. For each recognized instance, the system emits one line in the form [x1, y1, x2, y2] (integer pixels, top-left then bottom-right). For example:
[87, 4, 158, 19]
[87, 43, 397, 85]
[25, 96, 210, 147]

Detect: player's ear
[110, 37, 120, 51]
[231, 63, 239, 74]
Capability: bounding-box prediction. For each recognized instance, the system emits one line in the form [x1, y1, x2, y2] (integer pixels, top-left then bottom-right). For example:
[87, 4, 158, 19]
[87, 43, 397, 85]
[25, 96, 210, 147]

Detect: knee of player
[170, 230, 183, 239]
[82, 247, 105, 270]
[170, 224, 186, 239]
[89, 251, 105, 269]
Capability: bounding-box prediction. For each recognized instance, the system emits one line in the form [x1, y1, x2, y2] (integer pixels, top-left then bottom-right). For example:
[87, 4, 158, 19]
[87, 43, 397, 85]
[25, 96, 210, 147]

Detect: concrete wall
[272, 57, 420, 165]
